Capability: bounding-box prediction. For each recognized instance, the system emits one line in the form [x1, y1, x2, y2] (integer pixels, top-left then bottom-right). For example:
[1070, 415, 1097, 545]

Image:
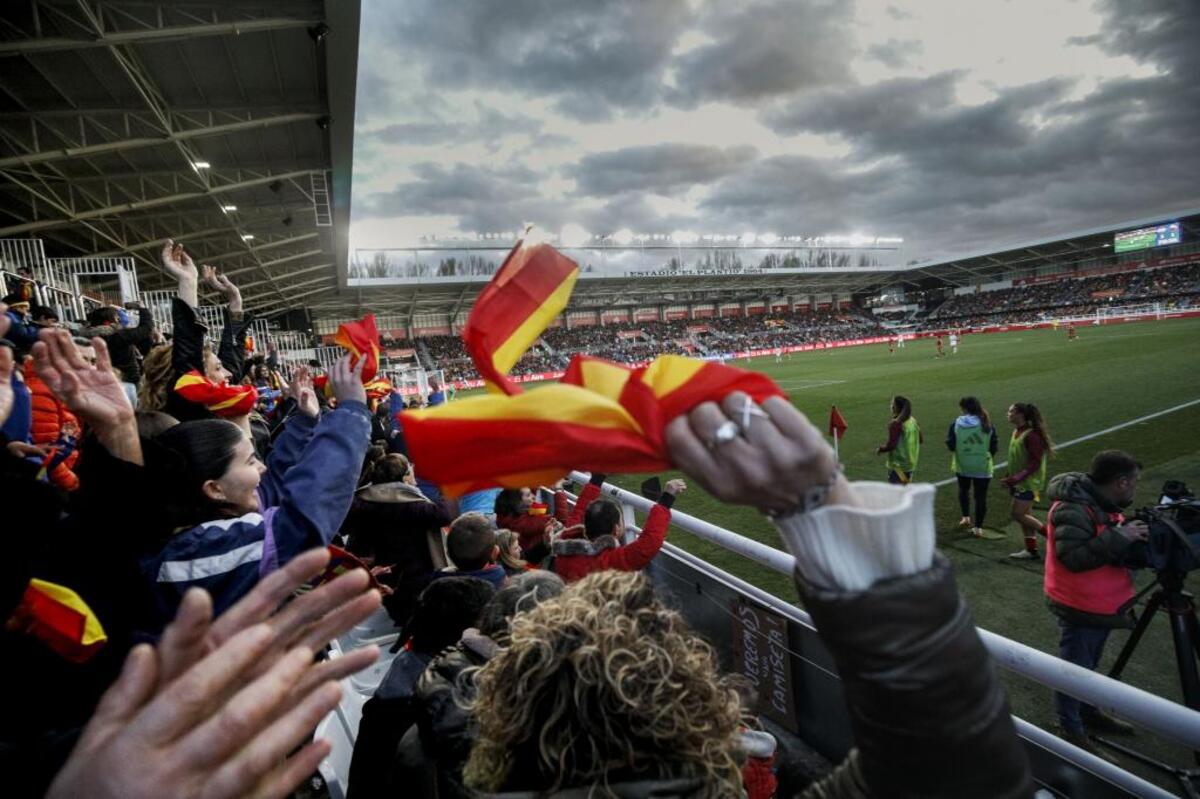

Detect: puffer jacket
[21, 359, 80, 491]
[416, 630, 499, 798]
[1044, 472, 1137, 628]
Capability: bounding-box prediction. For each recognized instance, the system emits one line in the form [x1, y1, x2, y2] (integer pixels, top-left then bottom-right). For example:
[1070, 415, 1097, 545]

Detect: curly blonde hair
[463, 570, 744, 796]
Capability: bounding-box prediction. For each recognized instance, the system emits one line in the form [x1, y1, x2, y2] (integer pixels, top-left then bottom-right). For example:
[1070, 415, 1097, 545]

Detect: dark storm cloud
[669, 0, 855, 107]
[382, 0, 691, 120]
[357, 162, 570, 233]
[748, 0, 1200, 261]
[569, 143, 758, 196]
[866, 38, 924, 69]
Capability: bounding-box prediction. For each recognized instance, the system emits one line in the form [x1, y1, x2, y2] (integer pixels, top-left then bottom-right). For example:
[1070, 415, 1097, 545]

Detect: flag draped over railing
[401, 236, 784, 496]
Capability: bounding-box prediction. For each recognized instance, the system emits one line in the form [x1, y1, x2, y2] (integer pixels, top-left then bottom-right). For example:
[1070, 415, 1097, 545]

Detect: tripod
[1098, 569, 1200, 798]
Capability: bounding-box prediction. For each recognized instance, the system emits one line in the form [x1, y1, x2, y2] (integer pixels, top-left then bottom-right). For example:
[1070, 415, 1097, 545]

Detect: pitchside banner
[732, 599, 799, 732]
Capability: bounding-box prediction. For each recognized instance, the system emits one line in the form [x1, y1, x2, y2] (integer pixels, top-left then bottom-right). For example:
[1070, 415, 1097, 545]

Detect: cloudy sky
[348, 0, 1199, 263]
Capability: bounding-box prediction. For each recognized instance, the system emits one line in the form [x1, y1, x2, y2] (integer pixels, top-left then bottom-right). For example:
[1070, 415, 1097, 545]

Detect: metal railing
[567, 473, 1200, 774]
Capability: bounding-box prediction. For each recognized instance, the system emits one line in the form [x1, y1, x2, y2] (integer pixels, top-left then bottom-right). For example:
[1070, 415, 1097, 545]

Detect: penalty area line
[931, 397, 1200, 488]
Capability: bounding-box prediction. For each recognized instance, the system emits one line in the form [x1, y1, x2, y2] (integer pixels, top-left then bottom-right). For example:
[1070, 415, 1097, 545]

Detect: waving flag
[464, 240, 579, 394]
[401, 237, 784, 495]
[334, 314, 381, 382]
[174, 371, 258, 417]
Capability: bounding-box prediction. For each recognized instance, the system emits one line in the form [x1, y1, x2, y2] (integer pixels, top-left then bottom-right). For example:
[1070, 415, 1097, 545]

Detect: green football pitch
[599, 316, 1200, 787]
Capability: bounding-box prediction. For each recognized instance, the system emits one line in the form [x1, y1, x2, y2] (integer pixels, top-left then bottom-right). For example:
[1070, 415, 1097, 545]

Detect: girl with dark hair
[1004, 402, 1055, 559]
[876, 395, 922, 484]
[140, 357, 372, 624]
[947, 396, 999, 538]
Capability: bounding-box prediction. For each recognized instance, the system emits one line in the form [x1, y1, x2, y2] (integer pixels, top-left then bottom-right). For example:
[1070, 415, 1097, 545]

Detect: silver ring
[708, 420, 741, 449]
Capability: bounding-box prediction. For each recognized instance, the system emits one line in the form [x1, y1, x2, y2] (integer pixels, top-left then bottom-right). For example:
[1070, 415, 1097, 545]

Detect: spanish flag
[334, 314, 381, 383]
[174, 371, 258, 417]
[464, 239, 578, 395]
[401, 238, 783, 496]
[9, 579, 107, 664]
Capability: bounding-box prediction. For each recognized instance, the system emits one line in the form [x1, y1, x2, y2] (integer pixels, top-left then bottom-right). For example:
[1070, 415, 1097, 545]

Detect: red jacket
[23, 359, 80, 491]
[551, 482, 673, 583]
[496, 489, 569, 552]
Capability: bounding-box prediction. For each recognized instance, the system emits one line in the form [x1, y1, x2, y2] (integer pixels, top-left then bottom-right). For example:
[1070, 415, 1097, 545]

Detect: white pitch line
[930, 397, 1200, 488]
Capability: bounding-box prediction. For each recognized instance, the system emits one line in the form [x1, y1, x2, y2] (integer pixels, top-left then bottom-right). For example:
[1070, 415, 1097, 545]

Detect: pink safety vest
[1044, 500, 1134, 615]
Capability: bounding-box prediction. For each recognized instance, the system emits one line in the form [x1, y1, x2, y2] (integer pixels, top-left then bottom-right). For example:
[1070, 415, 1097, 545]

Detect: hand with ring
[665, 391, 857, 516]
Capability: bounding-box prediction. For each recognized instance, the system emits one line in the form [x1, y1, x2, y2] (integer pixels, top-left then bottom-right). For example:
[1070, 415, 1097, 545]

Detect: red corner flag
[828, 405, 848, 439]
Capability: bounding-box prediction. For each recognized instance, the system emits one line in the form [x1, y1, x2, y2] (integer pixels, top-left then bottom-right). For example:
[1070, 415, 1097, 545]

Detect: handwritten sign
[731, 599, 798, 731]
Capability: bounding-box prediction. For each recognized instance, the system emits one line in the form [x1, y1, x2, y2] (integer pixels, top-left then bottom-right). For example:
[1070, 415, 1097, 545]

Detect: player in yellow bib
[1003, 402, 1054, 559]
[876, 395, 922, 484]
[947, 396, 999, 538]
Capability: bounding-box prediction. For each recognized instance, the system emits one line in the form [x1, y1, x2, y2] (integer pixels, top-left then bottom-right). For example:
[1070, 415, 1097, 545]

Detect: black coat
[342, 482, 451, 624]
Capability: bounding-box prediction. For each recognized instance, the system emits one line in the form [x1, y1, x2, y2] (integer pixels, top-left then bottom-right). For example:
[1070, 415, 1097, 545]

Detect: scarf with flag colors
[174, 370, 258, 417]
[400, 236, 785, 496]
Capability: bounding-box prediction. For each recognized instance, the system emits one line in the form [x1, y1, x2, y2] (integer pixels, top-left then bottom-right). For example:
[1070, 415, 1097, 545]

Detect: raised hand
[46, 548, 381, 799]
[202, 266, 243, 314]
[33, 330, 141, 464]
[665, 392, 855, 515]
[155, 547, 381, 693]
[34, 330, 133, 432]
[289, 366, 319, 418]
[161, 239, 198, 307]
[160, 239, 197, 282]
[0, 301, 10, 340]
[329, 354, 367, 406]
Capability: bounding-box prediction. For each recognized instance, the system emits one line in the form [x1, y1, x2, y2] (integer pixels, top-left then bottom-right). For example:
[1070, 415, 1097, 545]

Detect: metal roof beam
[0, 169, 315, 235]
[0, 17, 318, 56]
[0, 113, 321, 168]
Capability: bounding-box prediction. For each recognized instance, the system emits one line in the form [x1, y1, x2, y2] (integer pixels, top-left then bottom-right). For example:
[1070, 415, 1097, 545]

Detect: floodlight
[221, 204, 237, 212]
[741, 232, 756, 243]
[611, 228, 634, 246]
[241, 234, 255, 240]
[760, 233, 779, 245]
[192, 161, 211, 169]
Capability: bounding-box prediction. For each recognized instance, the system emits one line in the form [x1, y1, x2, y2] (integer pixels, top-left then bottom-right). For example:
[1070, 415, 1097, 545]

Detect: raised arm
[666, 392, 1031, 799]
[264, 357, 372, 566]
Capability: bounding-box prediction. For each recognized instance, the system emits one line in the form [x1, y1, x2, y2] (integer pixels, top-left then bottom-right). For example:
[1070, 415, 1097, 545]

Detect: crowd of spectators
[925, 262, 1200, 328]
[0, 235, 1040, 797]
[425, 308, 885, 383]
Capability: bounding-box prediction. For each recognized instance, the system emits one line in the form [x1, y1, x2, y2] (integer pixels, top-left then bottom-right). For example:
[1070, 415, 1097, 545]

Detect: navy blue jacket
[141, 401, 372, 623]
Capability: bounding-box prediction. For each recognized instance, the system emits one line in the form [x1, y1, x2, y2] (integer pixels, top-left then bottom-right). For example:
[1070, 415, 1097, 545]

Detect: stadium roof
[895, 207, 1200, 289]
[0, 0, 361, 313]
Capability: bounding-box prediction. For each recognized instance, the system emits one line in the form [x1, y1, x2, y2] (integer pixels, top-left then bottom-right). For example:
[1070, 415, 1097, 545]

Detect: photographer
[1043, 450, 1147, 756]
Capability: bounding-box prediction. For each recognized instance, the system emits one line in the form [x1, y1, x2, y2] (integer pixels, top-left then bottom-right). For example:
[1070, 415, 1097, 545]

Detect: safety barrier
[567, 474, 1197, 798]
